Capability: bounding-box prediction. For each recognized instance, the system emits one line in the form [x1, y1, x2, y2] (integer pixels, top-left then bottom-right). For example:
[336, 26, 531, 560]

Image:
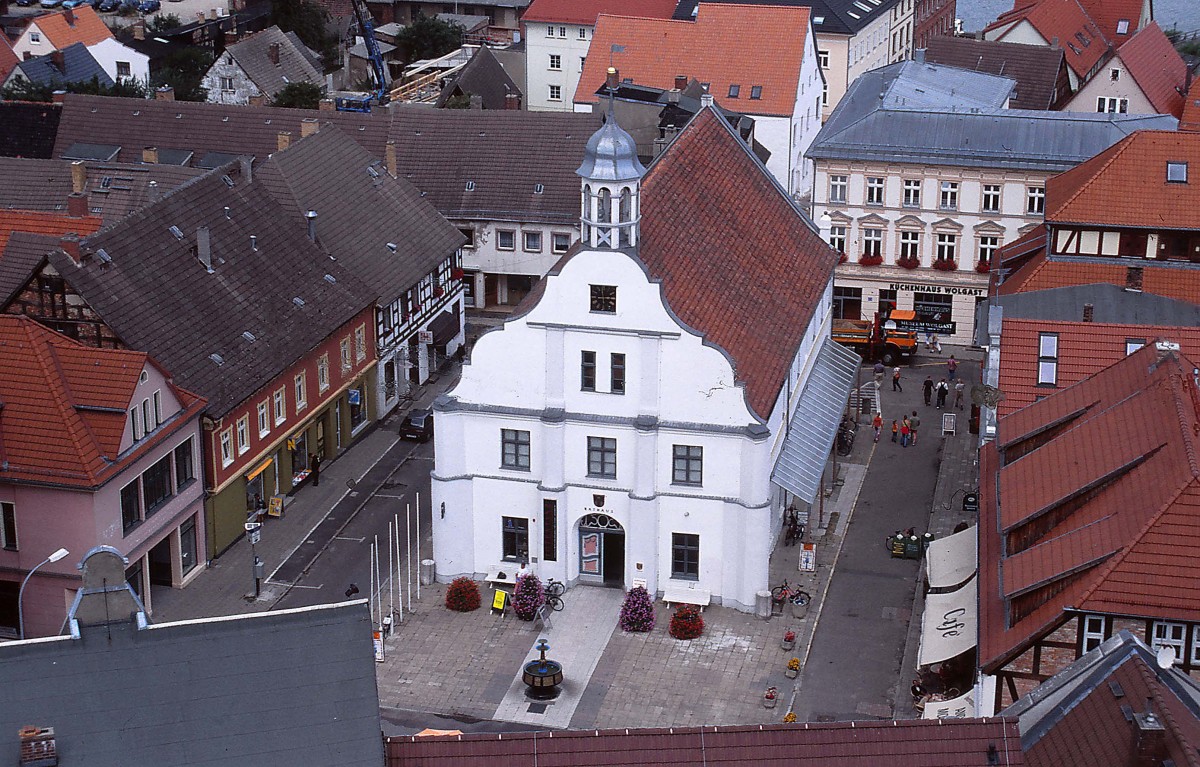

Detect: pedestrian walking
[900, 417, 911, 448]
[891, 420, 898, 442]
[874, 360, 885, 388]
[910, 411, 921, 445]
[892, 366, 902, 392]
[922, 376, 934, 406]
[872, 411, 883, 442]
[931, 334, 941, 354]
[954, 379, 965, 410]
[947, 355, 958, 381]
[924, 331, 933, 350]
[935, 379, 949, 409]
[310, 453, 322, 487]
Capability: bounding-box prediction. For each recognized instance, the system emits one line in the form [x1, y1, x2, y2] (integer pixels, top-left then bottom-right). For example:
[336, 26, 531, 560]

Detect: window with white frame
[829, 225, 847, 253]
[295, 372, 307, 411]
[579, 56, 586, 72]
[862, 228, 882, 257]
[939, 181, 959, 210]
[1097, 96, 1128, 113]
[982, 184, 1001, 213]
[552, 232, 571, 253]
[558, 26, 566, 37]
[935, 232, 957, 263]
[30, 31, 41, 43]
[220, 428, 233, 467]
[524, 231, 542, 252]
[0, 502, 17, 550]
[549, 84, 562, 101]
[1037, 333, 1058, 385]
[1125, 338, 1146, 355]
[866, 176, 885, 205]
[1110, 67, 1121, 81]
[578, 27, 587, 39]
[1026, 186, 1045, 214]
[273, 387, 286, 425]
[236, 416, 249, 454]
[549, 54, 561, 70]
[340, 338, 352, 372]
[829, 175, 848, 203]
[1081, 614, 1107, 653]
[497, 229, 516, 250]
[355, 325, 366, 362]
[546, 24, 554, 36]
[501, 429, 531, 470]
[1152, 621, 1186, 665]
[257, 401, 269, 437]
[220, 76, 234, 91]
[822, 83, 828, 106]
[130, 405, 143, 441]
[318, 353, 329, 392]
[900, 230, 920, 260]
[979, 235, 999, 266]
[818, 49, 829, 68]
[902, 179, 921, 207]
[141, 398, 155, 433]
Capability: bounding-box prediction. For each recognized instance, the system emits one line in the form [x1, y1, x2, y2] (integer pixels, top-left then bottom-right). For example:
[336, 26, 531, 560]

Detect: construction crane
[337, 0, 391, 112]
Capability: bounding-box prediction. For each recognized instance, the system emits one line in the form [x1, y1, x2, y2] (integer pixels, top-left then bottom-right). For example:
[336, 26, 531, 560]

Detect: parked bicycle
[836, 417, 856, 456]
[770, 579, 811, 614]
[783, 506, 805, 547]
[543, 578, 565, 611]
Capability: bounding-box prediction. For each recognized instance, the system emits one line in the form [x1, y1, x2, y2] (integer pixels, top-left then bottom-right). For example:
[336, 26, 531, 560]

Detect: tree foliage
[149, 13, 183, 34]
[151, 47, 214, 102]
[394, 15, 462, 65]
[272, 82, 324, 109]
[2, 76, 146, 103]
[272, 0, 337, 71]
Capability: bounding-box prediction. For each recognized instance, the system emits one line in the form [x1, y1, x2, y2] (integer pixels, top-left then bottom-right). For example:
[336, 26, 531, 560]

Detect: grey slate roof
[11, 42, 112, 88]
[225, 25, 325, 100]
[923, 36, 1069, 111]
[388, 106, 600, 224]
[0, 101, 61, 159]
[810, 61, 1178, 172]
[0, 157, 204, 222]
[434, 45, 522, 109]
[0, 600, 384, 767]
[0, 232, 55, 307]
[256, 125, 464, 306]
[43, 164, 373, 417]
[672, 0, 900, 35]
[872, 59, 1016, 112]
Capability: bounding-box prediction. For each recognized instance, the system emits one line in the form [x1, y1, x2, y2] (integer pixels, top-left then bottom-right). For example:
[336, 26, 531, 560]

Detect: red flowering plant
[445, 577, 481, 612]
[897, 255, 920, 269]
[858, 254, 883, 266]
[669, 604, 705, 639]
[932, 259, 958, 272]
[975, 260, 992, 273]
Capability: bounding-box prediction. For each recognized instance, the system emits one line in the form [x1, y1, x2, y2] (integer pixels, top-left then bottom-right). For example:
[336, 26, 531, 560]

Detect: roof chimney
[155, 85, 174, 101]
[300, 117, 319, 137]
[505, 92, 521, 109]
[239, 156, 253, 184]
[385, 140, 397, 178]
[1130, 711, 1167, 767]
[469, 93, 483, 110]
[674, 74, 687, 90]
[60, 234, 83, 264]
[50, 50, 65, 73]
[224, 30, 238, 46]
[196, 226, 213, 272]
[915, 48, 926, 63]
[700, 93, 714, 108]
[1082, 303, 1094, 322]
[269, 42, 280, 66]
[305, 210, 317, 242]
[133, 19, 145, 40]
[606, 66, 619, 91]
[51, 90, 67, 104]
[276, 131, 292, 152]
[70, 160, 86, 194]
[18, 726, 57, 767]
[142, 146, 158, 164]
[667, 88, 680, 104]
[250, 234, 258, 251]
[1125, 266, 1143, 292]
[67, 192, 88, 218]
[63, 6, 74, 26]
[147, 180, 159, 203]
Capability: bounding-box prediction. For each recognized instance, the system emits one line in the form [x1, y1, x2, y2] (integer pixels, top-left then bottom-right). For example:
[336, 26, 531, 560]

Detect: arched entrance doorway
[578, 513, 625, 586]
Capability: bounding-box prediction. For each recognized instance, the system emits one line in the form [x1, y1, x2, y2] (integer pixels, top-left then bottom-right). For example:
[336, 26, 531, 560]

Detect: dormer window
[1074, 31, 1090, 47]
[1116, 19, 1130, 34]
[590, 285, 617, 313]
[728, 84, 740, 98]
[1167, 162, 1188, 184]
[750, 85, 763, 100]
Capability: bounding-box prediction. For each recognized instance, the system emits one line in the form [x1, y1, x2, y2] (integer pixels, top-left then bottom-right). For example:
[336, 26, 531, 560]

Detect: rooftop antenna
[606, 44, 625, 121]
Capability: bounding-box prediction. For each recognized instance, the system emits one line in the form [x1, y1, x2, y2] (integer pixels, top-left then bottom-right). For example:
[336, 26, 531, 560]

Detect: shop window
[671, 533, 699, 579]
[878, 288, 897, 315]
[672, 445, 703, 485]
[833, 286, 862, 320]
[543, 500, 558, 562]
[349, 383, 367, 430]
[142, 455, 173, 516]
[290, 431, 309, 481]
[502, 516, 529, 562]
[179, 516, 197, 576]
[174, 438, 194, 488]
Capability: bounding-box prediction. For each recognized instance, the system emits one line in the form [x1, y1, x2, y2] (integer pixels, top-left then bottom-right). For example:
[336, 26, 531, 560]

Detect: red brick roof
[33, 5, 114, 50]
[639, 108, 838, 420]
[980, 344, 1200, 671]
[386, 720, 1025, 766]
[998, 250, 1200, 303]
[1117, 22, 1188, 117]
[523, 0, 678, 26]
[0, 209, 102, 253]
[576, 3, 810, 117]
[0, 35, 18, 84]
[0, 315, 204, 488]
[1180, 80, 1200, 133]
[1075, 0, 1144, 47]
[985, 0, 1110, 80]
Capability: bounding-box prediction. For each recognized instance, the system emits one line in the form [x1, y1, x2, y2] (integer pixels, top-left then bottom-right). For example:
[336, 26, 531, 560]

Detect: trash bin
[419, 559, 436, 586]
[903, 537, 923, 560]
[755, 590, 772, 620]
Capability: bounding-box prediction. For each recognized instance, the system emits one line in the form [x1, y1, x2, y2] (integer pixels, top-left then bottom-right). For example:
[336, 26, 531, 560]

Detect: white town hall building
[431, 85, 857, 611]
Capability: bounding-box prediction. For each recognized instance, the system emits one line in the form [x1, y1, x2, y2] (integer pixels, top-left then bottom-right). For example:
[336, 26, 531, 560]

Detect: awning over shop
[245, 458, 273, 481]
[921, 689, 978, 720]
[427, 304, 461, 346]
[770, 338, 861, 504]
[926, 524, 978, 590]
[918, 575, 978, 666]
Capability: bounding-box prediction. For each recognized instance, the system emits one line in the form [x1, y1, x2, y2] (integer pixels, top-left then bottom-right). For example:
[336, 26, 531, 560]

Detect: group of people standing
[869, 354, 966, 450]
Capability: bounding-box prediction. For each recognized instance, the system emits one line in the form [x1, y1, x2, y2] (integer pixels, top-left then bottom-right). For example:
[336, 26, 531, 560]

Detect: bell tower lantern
[576, 67, 647, 250]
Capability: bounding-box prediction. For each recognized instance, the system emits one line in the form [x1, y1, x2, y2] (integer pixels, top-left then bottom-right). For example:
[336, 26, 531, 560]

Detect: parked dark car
[399, 409, 434, 442]
[97, 0, 122, 11]
[15, 0, 36, 7]
[137, 0, 160, 10]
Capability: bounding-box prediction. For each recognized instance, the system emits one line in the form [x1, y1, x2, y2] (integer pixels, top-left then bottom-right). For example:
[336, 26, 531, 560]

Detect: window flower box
[897, 256, 920, 269]
[451, 267, 465, 280]
[838, 253, 848, 264]
[975, 260, 991, 274]
[933, 260, 958, 272]
[858, 254, 883, 266]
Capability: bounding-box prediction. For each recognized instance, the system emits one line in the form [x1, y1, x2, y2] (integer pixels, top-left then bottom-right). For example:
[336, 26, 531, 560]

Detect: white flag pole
[394, 513, 403, 622]
[416, 491, 422, 601]
[406, 503, 413, 613]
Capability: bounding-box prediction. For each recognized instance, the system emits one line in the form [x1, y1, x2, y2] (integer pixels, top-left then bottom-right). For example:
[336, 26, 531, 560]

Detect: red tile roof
[0, 35, 18, 84]
[386, 720, 1025, 766]
[997, 250, 1200, 303]
[33, 5, 114, 49]
[523, 0, 678, 26]
[1179, 80, 1200, 133]
[1044, 131, 1200, 229]
[985, 0, 1111, 80]
[0, 209, 102, 253]
[639, 108, 838, 420]
[1075, 0, 1144, 46]
[996, 317, 1200, 416]
[576, 3, 810, 117]
[0, 315, 204, 488]
[1116, 22, 1187, 117]
[980, 344, 1200, 671]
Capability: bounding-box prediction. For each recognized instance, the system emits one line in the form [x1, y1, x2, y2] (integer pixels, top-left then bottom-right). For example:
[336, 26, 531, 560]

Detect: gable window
[818, 49, 829, 68]
[497, 229, 516, 250]
[273, 387, 286, 425]
[174, 438, 194, 488]
[1167, 162, 1188, 183]
[902, 179, 921, 207]
[30, 32, 41, 44]
[862, 228, 882, 258]
[502, 516, 529, 562]
[549, 54, 561, 70]
[581, 350, 596, 391]
[939, 181, 959, 210]
[900, 231, 920, 261]
[501, 429, 531, 470]
[220, 428, 233, 467]
[318, 353, 330, 392]
[1096, 96, 1128, 113]
[671, 533, 699, 579]
[672, 445, 703, 485]
[829, 175, 848, 203]
[1037, 332, 1058, 385]
[340, 338, 352, 372]
[579, 27, 587, 39]
[257, 401, 270, 437]
[130, 406, 143, 441]
[728, 84, 740, 99]
[236, 416, 250, 454]
[1110, 68, 1121, 81]
[1, 502, 17, 550]
[1126, 338, 1146, 355]
[524, 231, 543, 252]
[749, 85, 762, 99]
[220, 76, 234, 91]
[552, 232, 571, 253]
[549, 84, 562, 101]
[1026, 186, 1045, 214]
[142, 455, 173, 515]
[982, 184, 1001, 213]
[829, 225, 847, 253]
[1081, 614, 1107, 653]
[116, 61, 131, 78]
[295, 372, 307, 411]
[590, 284, 617, 313]
[935, 233, 957, 263]
[120, 482, 140, 533]
[1151, 621, 1186, 665]
[587, 436, 617, 478]
[866, 176, 885, 205]
[141, 398, 155, 433]
[610, 353, 626, 394]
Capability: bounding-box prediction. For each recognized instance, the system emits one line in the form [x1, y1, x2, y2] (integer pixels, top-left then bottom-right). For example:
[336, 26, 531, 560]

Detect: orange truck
[832, 311, 919, 365]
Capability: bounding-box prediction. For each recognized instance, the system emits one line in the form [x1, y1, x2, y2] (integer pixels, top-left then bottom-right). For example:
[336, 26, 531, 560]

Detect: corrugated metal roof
[771, 338, 860, 504]
[880, 60, 1015, 112]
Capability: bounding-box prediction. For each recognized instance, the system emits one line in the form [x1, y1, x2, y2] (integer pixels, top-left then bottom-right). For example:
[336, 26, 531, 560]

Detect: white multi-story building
[808, 0, 913, 119]
[431, 104, 852, 611]
[809, 59, 1177, 344]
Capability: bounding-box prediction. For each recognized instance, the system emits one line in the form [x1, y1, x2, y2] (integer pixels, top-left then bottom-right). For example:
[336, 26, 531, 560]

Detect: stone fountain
[522, 638, 563, 700]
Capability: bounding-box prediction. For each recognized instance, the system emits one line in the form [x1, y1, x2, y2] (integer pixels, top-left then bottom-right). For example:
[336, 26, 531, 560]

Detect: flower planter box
[975, 261, 991, 273]
[897, 257, 920, 270]
[858, 255, 883, 266]
[781, 639, 795, 651]
[933, 260, 958, 272]
[785, 667, 799, 679]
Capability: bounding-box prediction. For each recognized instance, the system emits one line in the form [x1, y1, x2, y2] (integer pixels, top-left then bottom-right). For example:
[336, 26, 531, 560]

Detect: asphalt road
[272, 436, 434, 615]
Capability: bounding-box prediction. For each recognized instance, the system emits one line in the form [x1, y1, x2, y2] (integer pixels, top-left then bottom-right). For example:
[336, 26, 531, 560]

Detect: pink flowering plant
[619, 586, 656, 632]
[512, 572, 545, 621]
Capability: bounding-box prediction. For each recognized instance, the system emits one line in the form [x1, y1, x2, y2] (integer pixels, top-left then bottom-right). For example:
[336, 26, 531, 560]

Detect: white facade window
[355, 325, 366, 362]
[982, 184, 1001, 213]
[1081, 614, 1107, 653]
[587, 436, 617, 478]
[236, 416, 249, 454]
[295, 372, 307, 411]
[30, 31, 41, 44]
[340, 338, 352, 372]
[273, 387, 286, 425]
[579, 56, 586, 72]
[549, 54, 561, 71]
[153, 390, 162, 426]
[1110, 67, 1121, 81]
[1097, 96, 1128, 113]
[1126, 339, 1145, 355]
[548, 85, 562, 101]
[822, 83, 828, 106]
[257, 401, 269, 437]
[1026, 186, 1045, 215]
[552, 232, 571, 253]
[130, 406, 143, 441]
[501, 429, 531, 470]
[900, 231, 920, 260]
[939, 181, 959, 210]
[1037, 333, 1058, 385]
[546, 24, 554, 36]
[220, 428, 233, 467]
[497, 230, 516, 250]
[559, 26, 566, 37]
[579, 27, 587, 39]
[979, 235, 999, 266]
[829, 225, 847, 253]
[866, 176, 885, 205]
[817, 49, 829, 68]
[318, 353, 329, 392]
[862, 228, 882, 257]
[829, 175, 848, 203]
[117, 61, 131, 78]
[935, 233, 957, 263]
[902, 179, 921, 207]
[1152, 621, 1186, 665]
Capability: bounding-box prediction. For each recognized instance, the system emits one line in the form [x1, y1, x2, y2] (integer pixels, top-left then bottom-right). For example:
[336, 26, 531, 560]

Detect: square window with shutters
[581, 350, 597, 391]
[543, 500, 558, 561]
[1, 502, 17, 550]
[142, 455, 173, 517]
[121, 482, 141, 533]
[502, 516, 529, 562]
[671, 533, 699, 579]
[587, 436, 617, 478]
[672, 445, 703, 485]
[174, 438, 194, 488]
[610, 353, 626, 394]
[501, 428, 531, 470]
[590, 284, 617, 313]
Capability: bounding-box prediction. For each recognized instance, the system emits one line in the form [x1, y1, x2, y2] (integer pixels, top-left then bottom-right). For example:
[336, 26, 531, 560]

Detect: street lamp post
[18, 547, 69, 640]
